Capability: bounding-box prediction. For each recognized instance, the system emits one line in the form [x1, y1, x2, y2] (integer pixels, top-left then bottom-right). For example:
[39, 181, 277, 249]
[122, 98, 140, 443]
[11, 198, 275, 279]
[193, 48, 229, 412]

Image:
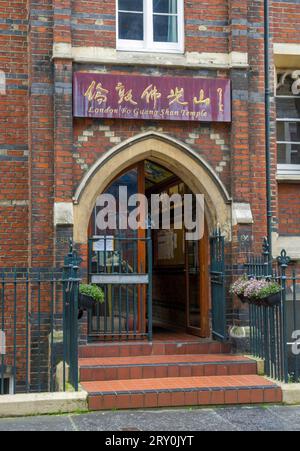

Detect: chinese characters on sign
[73, 73, 231, 122]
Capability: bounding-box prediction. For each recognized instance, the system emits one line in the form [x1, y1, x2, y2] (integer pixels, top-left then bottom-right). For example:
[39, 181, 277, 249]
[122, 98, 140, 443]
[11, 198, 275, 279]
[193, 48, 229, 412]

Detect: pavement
[0, 405, 300, 431]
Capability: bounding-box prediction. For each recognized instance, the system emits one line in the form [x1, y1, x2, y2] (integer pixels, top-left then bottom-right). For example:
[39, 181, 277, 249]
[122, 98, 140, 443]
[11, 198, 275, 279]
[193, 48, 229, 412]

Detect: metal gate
[210, 229, 227, 341]
[88, 226, 153, 341]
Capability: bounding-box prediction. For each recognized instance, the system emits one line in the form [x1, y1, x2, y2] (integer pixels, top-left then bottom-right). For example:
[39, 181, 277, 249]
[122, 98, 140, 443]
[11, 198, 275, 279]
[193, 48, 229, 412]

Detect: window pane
[119, 0, 143, 12]
[153, 0, 178, 14]
[153, 15, 178, 42]
[276, 97, 300, 119]
[277, 122, 300, 143]
[277, 73, 297, 96]
[278, 143, 300, 165]
[119, 12, 144, 40]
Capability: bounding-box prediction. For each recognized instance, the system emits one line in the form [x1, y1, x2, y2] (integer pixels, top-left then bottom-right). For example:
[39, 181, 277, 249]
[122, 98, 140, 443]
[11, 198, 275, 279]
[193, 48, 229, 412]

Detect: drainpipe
[264, 0, 273, 267]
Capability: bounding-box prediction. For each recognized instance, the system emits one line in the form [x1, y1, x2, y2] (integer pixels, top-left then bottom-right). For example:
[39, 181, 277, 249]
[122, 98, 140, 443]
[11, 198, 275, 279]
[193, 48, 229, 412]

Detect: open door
[186, 223, 210, 338]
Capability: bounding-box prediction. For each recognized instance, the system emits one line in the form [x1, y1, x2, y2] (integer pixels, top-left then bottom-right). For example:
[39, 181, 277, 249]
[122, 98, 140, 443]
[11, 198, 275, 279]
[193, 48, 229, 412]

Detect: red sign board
[73, 73, 231, 123]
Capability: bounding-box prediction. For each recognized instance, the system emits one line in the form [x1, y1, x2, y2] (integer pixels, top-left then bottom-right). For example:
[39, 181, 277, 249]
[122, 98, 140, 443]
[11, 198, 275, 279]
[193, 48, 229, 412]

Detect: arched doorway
[73, 133, 232, 341]
[87, 160, 210, 339]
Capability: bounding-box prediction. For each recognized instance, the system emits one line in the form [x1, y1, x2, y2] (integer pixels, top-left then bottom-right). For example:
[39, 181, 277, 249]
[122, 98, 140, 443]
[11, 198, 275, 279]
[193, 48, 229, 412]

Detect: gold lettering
[84, 81, 109, 105]
[116, 82, 137, 105]
[217, 87, 224, 113]
[193, 89, 211, 107]
[141, 84, 162, 110]
[167, 87, 188, 106]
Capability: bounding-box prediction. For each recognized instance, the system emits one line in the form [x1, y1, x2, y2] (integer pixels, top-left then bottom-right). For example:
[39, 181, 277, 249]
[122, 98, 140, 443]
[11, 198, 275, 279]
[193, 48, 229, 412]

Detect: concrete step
[81, 375, 282, 411]
[79, 354, 257, 382]
[79, 341, 231, 359]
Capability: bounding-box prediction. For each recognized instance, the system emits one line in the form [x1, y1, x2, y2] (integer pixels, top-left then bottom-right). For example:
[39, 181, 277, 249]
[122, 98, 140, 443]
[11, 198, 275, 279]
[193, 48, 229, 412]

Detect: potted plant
[244, 278, 282, 307]
[229, 275, 251, 303]
[79, 283, 105, 311]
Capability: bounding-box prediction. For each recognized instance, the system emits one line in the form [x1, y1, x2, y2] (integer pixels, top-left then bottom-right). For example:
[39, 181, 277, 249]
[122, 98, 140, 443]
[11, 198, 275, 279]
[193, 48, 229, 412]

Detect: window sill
[53, 44, 249, 69]
[112, 49, 248, 69]
[277, 165, 300, 182]
[116, 46, 185, 55]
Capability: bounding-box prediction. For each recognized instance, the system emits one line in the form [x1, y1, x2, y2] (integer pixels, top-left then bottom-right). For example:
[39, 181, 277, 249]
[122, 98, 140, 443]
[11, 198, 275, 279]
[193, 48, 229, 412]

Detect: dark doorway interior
[89, 160, 209, 340]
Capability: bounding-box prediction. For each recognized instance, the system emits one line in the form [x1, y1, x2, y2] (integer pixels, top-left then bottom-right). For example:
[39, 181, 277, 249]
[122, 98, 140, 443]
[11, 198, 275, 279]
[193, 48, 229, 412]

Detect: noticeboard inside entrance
[73, 73, 231, 123]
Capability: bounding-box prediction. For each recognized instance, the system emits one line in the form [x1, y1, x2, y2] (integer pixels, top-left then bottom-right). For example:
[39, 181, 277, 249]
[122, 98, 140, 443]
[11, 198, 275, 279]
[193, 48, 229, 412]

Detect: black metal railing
[0, 242, 81, 395]
[245, 240, 300, 383]
[88, 227, 153, 341]
[210, 228, 227, 342]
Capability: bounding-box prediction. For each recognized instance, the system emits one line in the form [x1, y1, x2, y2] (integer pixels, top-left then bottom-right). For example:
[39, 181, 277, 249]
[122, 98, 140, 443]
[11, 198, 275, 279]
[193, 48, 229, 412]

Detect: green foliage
[79, 284, 105, 303]
[256, 281, 281, 299]
[244, 278, 282, 300]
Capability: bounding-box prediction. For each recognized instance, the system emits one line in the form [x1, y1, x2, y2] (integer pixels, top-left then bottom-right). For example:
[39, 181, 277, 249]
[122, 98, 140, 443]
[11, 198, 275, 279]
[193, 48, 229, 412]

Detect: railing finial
[277, 249, 291, 269]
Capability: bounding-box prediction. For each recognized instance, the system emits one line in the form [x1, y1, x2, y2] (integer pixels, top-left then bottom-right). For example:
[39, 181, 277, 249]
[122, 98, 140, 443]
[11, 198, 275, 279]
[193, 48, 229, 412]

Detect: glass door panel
[186, 239, 201, 332]
[89, 164, 147, 338]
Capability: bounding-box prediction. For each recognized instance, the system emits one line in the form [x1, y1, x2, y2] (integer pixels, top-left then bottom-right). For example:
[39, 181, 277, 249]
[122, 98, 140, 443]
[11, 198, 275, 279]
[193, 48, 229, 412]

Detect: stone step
[79, 341, 231, 359]
[79, 354, 257, 382]
[81, 375, 282, 411]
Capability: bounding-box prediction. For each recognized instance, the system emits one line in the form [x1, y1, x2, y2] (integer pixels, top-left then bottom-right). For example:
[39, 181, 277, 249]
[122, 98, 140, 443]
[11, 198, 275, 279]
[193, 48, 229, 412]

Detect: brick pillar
[28, 1, 54, 267]
[53, 0, 74, 267]
[248, 0, 276, 253]
[227, 0, 252, 329]
[228, 0, 252, 267]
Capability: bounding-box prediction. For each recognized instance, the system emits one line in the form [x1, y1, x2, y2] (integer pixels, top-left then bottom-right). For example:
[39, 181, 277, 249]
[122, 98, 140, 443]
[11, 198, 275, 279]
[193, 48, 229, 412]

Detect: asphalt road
[0, 405, 299, 431]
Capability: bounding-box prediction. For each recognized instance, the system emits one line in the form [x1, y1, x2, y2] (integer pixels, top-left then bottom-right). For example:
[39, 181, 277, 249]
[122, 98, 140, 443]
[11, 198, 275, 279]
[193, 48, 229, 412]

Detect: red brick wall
[272, 1, 300, 43]
[1, 0, 300, 270]
[278, 183, 300, 236]
[71, 0, 229, 53]
[28, 0, 54, 267]
[0, 0, 28, 266]
[271, 1, 300, 249]
[2, 0, 300, 390]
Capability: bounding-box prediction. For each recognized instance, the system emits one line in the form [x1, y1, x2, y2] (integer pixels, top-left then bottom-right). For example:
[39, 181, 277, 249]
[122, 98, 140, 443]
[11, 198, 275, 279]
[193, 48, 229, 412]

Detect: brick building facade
[1, 1, 300, 342]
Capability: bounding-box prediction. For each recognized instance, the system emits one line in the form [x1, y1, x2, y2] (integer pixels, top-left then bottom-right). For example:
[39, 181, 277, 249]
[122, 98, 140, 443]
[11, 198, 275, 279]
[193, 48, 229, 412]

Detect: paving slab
[213, 406, 286, 431]
[71, 409, 238, 432]
[0, 406, 300, 431]
[266, 405, 300, 431]
[0, 415, 75, 432]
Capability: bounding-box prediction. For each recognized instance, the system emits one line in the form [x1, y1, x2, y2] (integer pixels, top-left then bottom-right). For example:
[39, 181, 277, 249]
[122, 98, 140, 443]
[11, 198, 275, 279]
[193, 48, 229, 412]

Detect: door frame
[186, 221, 210, 338]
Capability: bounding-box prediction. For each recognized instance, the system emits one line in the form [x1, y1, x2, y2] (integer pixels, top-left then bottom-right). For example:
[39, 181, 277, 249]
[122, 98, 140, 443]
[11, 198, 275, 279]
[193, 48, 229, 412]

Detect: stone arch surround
[73, 132, 232, 243]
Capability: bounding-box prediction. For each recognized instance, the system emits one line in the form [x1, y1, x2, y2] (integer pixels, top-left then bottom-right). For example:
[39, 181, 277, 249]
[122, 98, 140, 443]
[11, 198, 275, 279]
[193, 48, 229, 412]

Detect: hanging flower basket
[244, 279, 282, 308]
[262, 291, 282, 307]
[79, 293, 96, 310]
[231, 277, 282, 307]
[78, 284, 105, 319]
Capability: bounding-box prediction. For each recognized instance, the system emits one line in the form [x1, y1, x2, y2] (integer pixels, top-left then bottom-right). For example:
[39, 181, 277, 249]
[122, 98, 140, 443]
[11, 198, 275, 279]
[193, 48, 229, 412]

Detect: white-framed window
[276, 71, 300, 170]
[117, 0, 184, 54]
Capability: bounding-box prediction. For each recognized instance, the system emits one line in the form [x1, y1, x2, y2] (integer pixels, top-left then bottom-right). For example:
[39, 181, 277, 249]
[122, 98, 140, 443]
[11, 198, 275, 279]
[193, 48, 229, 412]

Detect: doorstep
[82, 375, 282, 411]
